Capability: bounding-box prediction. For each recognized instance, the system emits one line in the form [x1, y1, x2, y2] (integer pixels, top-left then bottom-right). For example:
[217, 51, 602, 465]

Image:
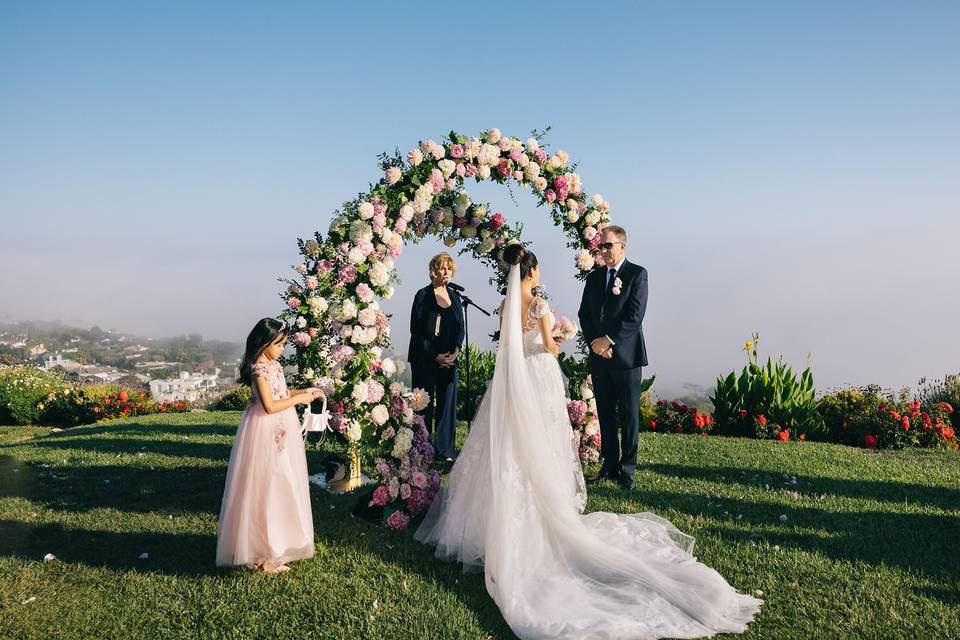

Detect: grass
[1, 412, 959, 639]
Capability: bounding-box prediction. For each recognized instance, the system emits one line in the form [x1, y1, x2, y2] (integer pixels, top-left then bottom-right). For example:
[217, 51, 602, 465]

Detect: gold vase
[327, 445, 371, 494]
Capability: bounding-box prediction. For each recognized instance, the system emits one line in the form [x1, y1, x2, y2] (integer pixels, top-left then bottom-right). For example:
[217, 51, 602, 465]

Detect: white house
[149, 369, 220, 403]
[37, 352, 80, 371]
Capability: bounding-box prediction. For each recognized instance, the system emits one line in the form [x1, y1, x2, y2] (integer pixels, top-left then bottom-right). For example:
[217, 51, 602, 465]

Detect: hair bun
[503, 243, 526, 266]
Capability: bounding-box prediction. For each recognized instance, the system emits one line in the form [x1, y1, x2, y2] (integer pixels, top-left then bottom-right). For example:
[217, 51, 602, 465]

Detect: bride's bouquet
[552, 316, 578, 343]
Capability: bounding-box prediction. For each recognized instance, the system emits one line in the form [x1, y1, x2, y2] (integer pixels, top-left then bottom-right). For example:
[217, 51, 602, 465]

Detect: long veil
[421, 264, 762, 639]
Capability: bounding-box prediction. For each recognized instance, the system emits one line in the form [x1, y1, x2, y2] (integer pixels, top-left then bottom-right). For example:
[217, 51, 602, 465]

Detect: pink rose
[465, 164, 478, 177]
[489, 212, 505, 231]
[371, 485, 391, 507]
[450, 144, 464, 158]
[292, 331, 311, 347]
[316, 259, 333, 275]
[308, 327, 319, 338]
[497, 159, 511, 178]
[356, 282, 374, 302]
[287, 297, 301, 310]
[545, 189, 556, 203]
[386, 510, 410, 530]
[400, 483, 412, 500]
[455, 162, 466, 177]
[534, 149, 547, 164]
[305, 276, 318, 290]
[411, 471, 428, 489]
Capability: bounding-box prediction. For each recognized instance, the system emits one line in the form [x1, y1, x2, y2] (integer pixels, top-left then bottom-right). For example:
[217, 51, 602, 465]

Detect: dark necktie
[604, 268, 617, 297]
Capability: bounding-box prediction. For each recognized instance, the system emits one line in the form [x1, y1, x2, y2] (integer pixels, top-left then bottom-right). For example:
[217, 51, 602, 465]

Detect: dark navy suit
[578, 260, 648, 480]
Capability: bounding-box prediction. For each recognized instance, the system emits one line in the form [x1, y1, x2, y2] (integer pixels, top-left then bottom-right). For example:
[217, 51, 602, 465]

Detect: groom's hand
[591, 336, 612, 355]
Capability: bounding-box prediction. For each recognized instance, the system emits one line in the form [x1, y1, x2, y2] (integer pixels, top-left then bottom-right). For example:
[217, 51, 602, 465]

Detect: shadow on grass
[646, 463, 960, 512]
[0, 455, 226, 516]
[0, 518, 220, 577]
[41, 420, 238, 440]
[25, 436, 233, 463]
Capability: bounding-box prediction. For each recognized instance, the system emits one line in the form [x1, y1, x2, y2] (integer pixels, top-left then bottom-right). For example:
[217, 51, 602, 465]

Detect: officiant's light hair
[604, 225, 627, 244]
[429, 252, 457, 278]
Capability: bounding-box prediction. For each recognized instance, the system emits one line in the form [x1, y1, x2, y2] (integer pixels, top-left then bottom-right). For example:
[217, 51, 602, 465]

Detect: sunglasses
[598, 241, 623, 251]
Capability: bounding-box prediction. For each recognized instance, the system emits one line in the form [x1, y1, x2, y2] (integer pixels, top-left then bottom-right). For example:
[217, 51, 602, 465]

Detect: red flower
[757, 414, 768, 426]
[92, 406, 100, 414]
[118, 390, 128, 403]
[901, 416, 910, 431]
[798, 433, 807, 441]
[739, 409, 748, 418]
[674, 426, 682, 434]
[693, 413, 706, 429]
[864, 434, 878, 449]
[938, 401, 954, 414]
[941, 426, 955, 440]
[649, 420, 657, 430]
[777, 429, 790, 441]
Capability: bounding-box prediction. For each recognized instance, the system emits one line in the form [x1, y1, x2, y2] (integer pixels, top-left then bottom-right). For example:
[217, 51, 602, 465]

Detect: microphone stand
[449, 284, 491, 433]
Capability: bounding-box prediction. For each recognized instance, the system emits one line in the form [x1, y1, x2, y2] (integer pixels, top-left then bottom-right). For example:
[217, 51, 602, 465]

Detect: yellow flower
[743, 341, 754, 352]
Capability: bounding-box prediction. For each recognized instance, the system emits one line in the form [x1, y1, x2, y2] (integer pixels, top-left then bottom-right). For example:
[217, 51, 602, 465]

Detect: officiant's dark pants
[412, 362, 458, 459]
[591, 365, 643, 478]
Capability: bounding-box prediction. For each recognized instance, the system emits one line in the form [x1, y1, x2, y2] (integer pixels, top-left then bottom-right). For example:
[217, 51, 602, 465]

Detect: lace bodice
[251, 361, 289, 402]
[520, 297, 554, 355]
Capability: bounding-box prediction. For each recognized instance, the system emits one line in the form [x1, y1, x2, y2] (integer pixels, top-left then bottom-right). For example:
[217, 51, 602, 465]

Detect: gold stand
[327, 446, 373, 494]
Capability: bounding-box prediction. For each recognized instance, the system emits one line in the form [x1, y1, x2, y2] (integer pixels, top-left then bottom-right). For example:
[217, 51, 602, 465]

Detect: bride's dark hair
[503, 243, 538, 280]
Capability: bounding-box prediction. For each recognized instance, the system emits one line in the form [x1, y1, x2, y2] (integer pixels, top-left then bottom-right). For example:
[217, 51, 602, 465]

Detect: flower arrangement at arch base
[278, 128, 613, 529]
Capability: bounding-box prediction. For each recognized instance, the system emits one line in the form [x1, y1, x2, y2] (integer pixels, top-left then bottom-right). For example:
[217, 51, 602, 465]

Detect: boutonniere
[611, 277, 623, 296]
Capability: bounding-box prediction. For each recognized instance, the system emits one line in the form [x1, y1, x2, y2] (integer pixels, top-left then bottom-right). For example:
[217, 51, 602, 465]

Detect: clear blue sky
[2, 1, 958, 396]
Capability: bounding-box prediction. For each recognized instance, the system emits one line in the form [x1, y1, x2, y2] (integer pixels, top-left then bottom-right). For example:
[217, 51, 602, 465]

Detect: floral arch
[279, 129, 611, 529]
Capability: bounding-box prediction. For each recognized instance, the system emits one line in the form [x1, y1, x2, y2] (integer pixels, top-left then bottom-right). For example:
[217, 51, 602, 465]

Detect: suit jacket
[407, 284, 465, 368]
[577, 260, 648, 370]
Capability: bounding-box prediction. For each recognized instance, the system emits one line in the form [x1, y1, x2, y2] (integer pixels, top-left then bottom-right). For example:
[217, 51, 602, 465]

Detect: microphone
[446, 282, 465, 293]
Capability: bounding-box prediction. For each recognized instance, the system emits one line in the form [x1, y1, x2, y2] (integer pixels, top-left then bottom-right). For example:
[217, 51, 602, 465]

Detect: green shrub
[457, 345, 496, 420]
[710, 333, 825, 441]
[0, 366, 65, 425]
[916, 373, 960, 429]
[209, 385, 251, 411]
[39, 387, 97, 427]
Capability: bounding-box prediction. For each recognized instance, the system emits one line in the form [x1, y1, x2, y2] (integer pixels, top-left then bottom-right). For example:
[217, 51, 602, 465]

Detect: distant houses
[149, 370, 221, 403]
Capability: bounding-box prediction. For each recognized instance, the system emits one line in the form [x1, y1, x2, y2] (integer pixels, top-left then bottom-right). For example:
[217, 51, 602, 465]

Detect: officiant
[408, 252, 465, 462]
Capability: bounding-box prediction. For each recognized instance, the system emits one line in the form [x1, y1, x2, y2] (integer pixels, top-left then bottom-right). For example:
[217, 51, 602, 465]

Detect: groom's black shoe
[587, 467, 617, 486]
[619, 472, 636, 491]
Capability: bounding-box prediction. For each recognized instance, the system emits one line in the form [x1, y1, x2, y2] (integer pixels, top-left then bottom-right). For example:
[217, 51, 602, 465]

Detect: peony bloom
[358, 202, 375, 220]
[583, 227, 598, 241]
[371, 485, 391, 507]
[487, 128, 502, 143]
[371, 404, 390, 426]
[545, 189, 557, 203]
[411, 388, 430, 411]
[355, 282, 375, 303]
[478, 164, 492, 180]
[351, 382, 369, 404]
[385, 166, 402, 185]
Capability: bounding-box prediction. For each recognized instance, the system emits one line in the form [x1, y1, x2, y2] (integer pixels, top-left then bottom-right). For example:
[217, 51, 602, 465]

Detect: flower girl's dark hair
[503, 243, 538, 280]
[238, 318, 288, 386]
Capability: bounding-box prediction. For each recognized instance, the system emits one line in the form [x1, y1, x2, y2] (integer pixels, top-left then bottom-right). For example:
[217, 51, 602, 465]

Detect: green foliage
[0, 366, 64, 425]
[208, 385, 252, 411]
[710, 333, 825, 441]
[916, 373, 960, 429]
[456, 344, 496, 420]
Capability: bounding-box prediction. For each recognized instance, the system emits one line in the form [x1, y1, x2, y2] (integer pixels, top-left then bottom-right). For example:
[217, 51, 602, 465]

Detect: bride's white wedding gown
[415, 265, 762, 639]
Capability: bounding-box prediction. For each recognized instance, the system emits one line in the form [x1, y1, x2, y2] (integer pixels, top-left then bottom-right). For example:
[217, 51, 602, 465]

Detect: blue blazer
[408, 285, 465, 368]
[578, 260, 648, 370]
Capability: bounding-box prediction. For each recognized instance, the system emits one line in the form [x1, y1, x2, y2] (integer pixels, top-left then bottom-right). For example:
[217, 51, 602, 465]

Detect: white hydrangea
[369, 262, 390, 287]
[348, 247, 366, 265]
[524, 162, 540, 181]
[477, 238, 495, 254]
[351, 382, 369, 404]
[585, 211, 601, 226]
[346, 419, 363, 443]
[308, 296, 328, 316]
[392, 427, 414, 459]
[349, 220, 373, 243]
[358, 307, 377, 327]
[340, 299, 358, 321]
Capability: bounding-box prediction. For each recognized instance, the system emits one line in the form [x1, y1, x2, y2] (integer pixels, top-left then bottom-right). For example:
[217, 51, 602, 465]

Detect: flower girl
[216, 318, 321, 573]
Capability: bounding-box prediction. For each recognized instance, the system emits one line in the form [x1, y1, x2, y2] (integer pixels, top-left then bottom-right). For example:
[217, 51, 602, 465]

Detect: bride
[415, 243, 762, 639]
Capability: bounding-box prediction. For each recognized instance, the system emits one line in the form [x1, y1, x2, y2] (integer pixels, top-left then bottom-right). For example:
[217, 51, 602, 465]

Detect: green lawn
[1, 412, 959, 639]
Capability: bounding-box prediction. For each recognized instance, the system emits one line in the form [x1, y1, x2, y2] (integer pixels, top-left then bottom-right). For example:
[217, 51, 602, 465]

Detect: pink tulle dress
[216, 361, 314, 567]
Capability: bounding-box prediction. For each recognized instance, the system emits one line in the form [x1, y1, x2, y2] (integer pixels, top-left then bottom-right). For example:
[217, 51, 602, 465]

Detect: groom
[578, 225, 648, 490]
